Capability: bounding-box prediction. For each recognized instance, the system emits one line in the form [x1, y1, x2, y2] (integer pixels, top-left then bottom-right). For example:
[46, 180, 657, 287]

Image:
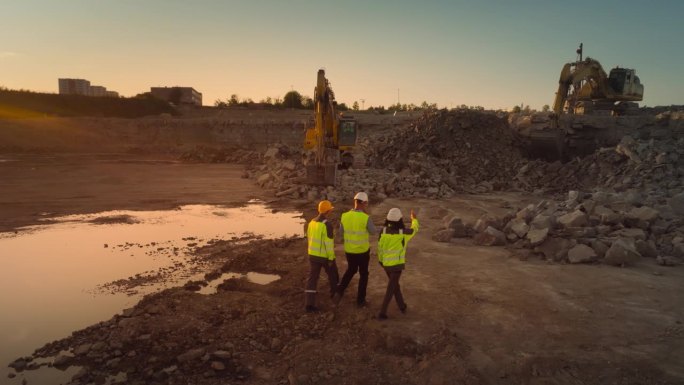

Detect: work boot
[400, 304, 407, 314]
[357, 300, 369, 308]
[305, 305, 321, 313]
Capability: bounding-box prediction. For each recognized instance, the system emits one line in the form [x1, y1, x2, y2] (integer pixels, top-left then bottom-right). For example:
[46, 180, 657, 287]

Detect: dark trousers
[337, 250, 370, 304]
[380, 269, 406, 315]
[305, 258, 339, 307]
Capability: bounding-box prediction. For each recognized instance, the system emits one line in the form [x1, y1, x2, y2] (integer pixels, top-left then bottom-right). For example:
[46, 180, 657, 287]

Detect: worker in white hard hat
[304, 200, 339, 313]
[335, 191, 377, 307]
[377, 207, 419, 320]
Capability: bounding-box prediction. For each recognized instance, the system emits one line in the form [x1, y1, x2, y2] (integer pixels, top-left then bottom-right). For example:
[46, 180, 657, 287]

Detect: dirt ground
[0, 154, 269, 232]
[3, 155, 684, 384]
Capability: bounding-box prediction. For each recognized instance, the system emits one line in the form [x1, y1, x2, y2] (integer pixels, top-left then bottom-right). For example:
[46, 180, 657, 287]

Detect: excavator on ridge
[552, 43, 644, 116]
[525, 43, 645, 160]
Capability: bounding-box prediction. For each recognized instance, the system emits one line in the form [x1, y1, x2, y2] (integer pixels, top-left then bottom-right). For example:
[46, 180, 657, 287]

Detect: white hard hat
[354, 192, 369, 202]
[386, 208, 402, 221]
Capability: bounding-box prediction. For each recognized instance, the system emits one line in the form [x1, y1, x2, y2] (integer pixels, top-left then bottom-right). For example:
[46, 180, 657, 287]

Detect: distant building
[150, 87, 202, 106]
[89, 85, 107, 97]
[58, 78, 119, 98]
[58, 78, 91, 96]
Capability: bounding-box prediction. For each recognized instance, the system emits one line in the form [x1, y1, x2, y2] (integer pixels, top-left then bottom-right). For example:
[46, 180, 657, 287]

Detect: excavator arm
[553, 58, 612, 114]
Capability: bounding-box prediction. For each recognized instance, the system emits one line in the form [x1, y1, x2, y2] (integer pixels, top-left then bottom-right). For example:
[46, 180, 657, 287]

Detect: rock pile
[366, 109, 527, 194]
[517, 135, 684, 197]
[244, 109, 533, 203]
[434, 190, 684, 266]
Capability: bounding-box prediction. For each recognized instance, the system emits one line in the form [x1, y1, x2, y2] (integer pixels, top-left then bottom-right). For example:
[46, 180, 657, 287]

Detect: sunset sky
[1, 0, 682, 109]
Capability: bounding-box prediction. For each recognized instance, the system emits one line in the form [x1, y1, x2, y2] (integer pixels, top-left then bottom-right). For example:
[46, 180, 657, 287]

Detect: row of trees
[214, 91, 353, 110]
[214, 90, 448, 113]
[510, 104, 551, 114]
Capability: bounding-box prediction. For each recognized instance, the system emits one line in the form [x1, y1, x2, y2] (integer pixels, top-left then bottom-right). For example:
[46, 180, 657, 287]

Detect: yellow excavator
[526, 44, 645, 160]
[553, 43, 644, 116]
[303, 69, 358, 185]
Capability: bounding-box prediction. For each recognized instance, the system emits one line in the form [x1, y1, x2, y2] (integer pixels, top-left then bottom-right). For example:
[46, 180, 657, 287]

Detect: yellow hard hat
[318, 200, 334, 213]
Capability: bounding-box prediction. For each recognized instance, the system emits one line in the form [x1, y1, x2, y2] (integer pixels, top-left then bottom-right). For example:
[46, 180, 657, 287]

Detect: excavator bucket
[306, 165, 337, 186]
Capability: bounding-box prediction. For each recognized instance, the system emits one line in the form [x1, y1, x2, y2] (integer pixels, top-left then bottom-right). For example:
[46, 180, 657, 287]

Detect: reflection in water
[196, 272, 281, 295]
[0, 204, 303, 385]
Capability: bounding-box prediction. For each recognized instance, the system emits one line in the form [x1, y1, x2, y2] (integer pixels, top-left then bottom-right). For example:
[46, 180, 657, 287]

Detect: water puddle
[194, 271, 281, 294]
[0, 202, 303, 385]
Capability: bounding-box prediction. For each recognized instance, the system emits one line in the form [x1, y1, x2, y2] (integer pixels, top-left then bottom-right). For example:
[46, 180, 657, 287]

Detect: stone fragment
[177, 348, 206, 363]
[635, 240, 658, 258]
[611, 228, 647, 241]
[626, 206, 660, 223]
[568, 244, 597, 264]
[657, 255, 680, 266]
[603, 238, 642, 266]
[473, 227, 506, 246]
[445, 217, 467, 237]
[558, 210, 588, 228]
[669, 192, 684, 215]
[530, 214, 555, 230]
[526, 228, 549, 246]
[505, 218, 529, 238]
[535, 237, 574, 261]
[432, 229, 455, 243]
[591, 239, 610, 258]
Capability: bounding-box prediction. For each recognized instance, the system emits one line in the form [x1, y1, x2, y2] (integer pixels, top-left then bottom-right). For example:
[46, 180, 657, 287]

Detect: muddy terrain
[2, 108, 684, 384]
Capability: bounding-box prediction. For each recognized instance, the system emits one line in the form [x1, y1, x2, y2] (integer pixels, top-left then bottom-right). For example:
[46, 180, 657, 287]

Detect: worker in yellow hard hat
[304, 200, 339, 312]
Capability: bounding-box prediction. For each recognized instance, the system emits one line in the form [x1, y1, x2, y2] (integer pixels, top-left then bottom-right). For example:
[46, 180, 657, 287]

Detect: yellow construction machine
[525, 44, 645, 160]
[303, 69, 358, 185]
[552, 43, 644, 116]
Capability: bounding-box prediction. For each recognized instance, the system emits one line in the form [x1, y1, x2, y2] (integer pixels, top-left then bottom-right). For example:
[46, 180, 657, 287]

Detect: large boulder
[256, 173, 272, 187]
[603, 238, 642, 266]
[505, 218, 530, 238]
[558, 210, 589, 228]
[591, 239, 610, 258]
[515, 205, 536, 222]
[611, 228, 647, 241]
[635, 239, 658, 258]
[526, 227, 549, 246]
[535, 237, 574, 261]
[592, 205, 621, 225]
[668, 192, 684, 215]
[473, 226, 506, 246]
[432, 229, 455, 243]
[445, 216, 467, 238]
[626, 206, 660, 223]
[474, 215, 502, 233]
[530, 214, 555, 230]
[568, 244, 598, 264]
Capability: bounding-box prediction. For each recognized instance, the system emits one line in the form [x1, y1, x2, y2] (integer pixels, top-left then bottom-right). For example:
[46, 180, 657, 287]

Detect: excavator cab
[608, 68, 643, 99]
[338, 117, 357, 147]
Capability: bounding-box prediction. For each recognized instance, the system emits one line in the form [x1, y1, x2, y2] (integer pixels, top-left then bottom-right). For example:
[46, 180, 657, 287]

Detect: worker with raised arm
[335, 192, 377, 307]
[304, 200, 339, 313]
[377, 208, 419, 320]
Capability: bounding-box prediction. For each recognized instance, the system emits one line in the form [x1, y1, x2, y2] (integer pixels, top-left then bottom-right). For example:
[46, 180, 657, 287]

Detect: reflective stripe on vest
[307, 219, 334, 260]
[341, 210, 370, 253]
[378, 228, 406, 267]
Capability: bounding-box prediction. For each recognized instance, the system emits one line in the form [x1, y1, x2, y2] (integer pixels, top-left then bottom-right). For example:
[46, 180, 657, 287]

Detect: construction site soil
[2, 108, 684, 384]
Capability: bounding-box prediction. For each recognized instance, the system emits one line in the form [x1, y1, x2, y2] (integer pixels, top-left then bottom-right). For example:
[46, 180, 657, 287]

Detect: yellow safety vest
[341, 210, 370, 253]
[307, 219, 335, 261]
[378, 219, 419, 267]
